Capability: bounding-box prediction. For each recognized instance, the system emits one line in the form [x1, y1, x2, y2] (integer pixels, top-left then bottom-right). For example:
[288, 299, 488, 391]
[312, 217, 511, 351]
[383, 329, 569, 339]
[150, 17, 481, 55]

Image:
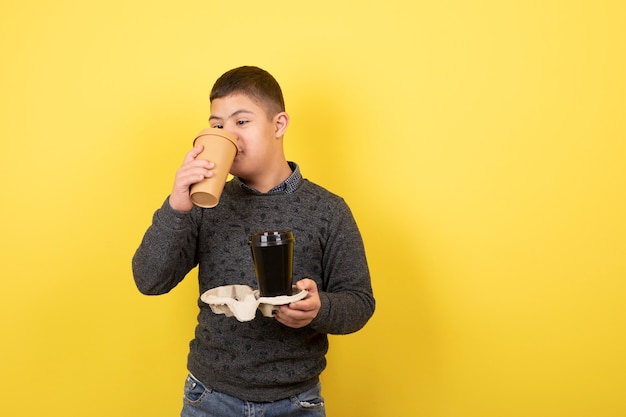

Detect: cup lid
[248, 230, 295, 246]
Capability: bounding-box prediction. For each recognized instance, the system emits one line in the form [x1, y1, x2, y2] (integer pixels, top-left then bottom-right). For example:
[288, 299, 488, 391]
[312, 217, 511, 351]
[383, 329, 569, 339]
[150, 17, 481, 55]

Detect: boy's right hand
[169, 145, 215, 212]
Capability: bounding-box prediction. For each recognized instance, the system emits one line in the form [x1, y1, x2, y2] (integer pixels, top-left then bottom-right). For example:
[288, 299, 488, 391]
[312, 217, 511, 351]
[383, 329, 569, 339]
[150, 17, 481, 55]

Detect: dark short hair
[210, 66, 285, 117]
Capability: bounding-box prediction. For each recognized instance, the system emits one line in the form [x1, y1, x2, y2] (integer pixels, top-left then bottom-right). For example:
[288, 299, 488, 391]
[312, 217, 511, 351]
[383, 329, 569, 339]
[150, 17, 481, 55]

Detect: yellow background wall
[1, 1, 625, 416]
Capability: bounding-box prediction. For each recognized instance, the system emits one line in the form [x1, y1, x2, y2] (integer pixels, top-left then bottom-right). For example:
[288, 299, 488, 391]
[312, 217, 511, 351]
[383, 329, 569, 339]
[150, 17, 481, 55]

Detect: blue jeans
[180, 374, 326, 417]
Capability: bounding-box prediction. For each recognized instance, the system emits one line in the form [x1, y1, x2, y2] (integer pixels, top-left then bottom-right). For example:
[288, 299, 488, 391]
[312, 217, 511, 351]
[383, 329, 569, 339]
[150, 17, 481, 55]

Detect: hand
[274, 279, 321, 329]
[169, 145, 215, 212]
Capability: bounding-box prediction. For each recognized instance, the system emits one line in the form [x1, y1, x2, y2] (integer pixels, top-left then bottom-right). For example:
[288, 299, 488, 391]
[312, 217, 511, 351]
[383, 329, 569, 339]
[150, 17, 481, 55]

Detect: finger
[181, 161, 215, 177]
[274, 312, 309, 328]
[287, 299, 317, 312]
[183, 145, 204, 164]
[174, 167, 210, 190]
[177, 159, 215, 180]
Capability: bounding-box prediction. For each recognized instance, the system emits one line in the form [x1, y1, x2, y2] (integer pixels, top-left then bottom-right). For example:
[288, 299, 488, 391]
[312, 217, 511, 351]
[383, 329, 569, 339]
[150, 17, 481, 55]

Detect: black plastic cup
[248, 230, 295, 297]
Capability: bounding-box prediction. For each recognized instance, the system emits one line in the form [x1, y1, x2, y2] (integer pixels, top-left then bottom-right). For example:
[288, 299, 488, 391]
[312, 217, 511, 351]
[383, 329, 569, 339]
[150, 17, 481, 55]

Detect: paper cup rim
[193, 128, 237, 148]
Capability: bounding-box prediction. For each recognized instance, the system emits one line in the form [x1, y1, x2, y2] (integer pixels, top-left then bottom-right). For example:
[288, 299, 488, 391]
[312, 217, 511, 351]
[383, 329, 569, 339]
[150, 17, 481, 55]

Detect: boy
[132, 66, 375, 417]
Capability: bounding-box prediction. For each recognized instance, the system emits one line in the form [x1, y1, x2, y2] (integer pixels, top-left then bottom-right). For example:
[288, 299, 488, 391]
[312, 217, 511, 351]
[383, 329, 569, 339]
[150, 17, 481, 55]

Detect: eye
[236, 120, 248, 126]
[212, 124, 223, 129]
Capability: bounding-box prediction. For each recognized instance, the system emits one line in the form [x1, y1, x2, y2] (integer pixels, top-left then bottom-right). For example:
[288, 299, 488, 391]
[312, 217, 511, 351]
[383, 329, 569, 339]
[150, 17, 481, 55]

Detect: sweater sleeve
[309, 199, 375, 335]
[132, 197, 200, 295]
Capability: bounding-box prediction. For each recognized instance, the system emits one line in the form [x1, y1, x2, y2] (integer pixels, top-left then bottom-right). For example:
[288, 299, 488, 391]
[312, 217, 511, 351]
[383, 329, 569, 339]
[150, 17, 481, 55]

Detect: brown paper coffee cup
[189, 128, 237, 208]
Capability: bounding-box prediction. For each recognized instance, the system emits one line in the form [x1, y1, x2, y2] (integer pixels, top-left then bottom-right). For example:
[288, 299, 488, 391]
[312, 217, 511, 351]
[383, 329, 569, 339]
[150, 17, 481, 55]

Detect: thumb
[296, 278, 317, 293]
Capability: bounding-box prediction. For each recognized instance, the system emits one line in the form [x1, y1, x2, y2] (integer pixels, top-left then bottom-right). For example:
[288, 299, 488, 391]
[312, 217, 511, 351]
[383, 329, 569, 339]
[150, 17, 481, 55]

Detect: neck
[242, 161, 292, 193]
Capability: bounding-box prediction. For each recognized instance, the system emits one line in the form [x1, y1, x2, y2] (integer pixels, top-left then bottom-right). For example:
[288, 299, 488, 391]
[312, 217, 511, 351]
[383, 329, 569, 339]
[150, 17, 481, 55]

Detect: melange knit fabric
[132, 173, 375, 402]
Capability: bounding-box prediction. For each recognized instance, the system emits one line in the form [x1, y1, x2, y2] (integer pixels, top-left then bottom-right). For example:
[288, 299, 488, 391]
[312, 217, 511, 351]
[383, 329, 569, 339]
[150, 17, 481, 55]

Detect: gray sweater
[132, 177, 375, 402]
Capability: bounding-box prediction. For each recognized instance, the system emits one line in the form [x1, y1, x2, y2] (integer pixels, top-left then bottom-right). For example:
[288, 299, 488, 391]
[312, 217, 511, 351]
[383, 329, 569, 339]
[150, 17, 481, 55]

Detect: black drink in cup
[248, 230, 295, 297]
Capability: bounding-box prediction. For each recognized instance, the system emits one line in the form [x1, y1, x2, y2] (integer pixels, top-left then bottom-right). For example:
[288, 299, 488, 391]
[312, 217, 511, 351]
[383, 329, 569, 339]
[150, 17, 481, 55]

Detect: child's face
[209, 93, 284, 181]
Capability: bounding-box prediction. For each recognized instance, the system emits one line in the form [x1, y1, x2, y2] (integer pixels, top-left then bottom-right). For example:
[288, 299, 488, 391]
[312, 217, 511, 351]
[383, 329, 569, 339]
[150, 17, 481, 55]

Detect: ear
[273, 112, 290, 138]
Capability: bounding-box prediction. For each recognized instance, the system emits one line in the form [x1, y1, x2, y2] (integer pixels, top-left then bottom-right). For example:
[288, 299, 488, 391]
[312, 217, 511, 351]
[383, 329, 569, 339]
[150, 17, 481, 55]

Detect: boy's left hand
[274, 279, 321, 328]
